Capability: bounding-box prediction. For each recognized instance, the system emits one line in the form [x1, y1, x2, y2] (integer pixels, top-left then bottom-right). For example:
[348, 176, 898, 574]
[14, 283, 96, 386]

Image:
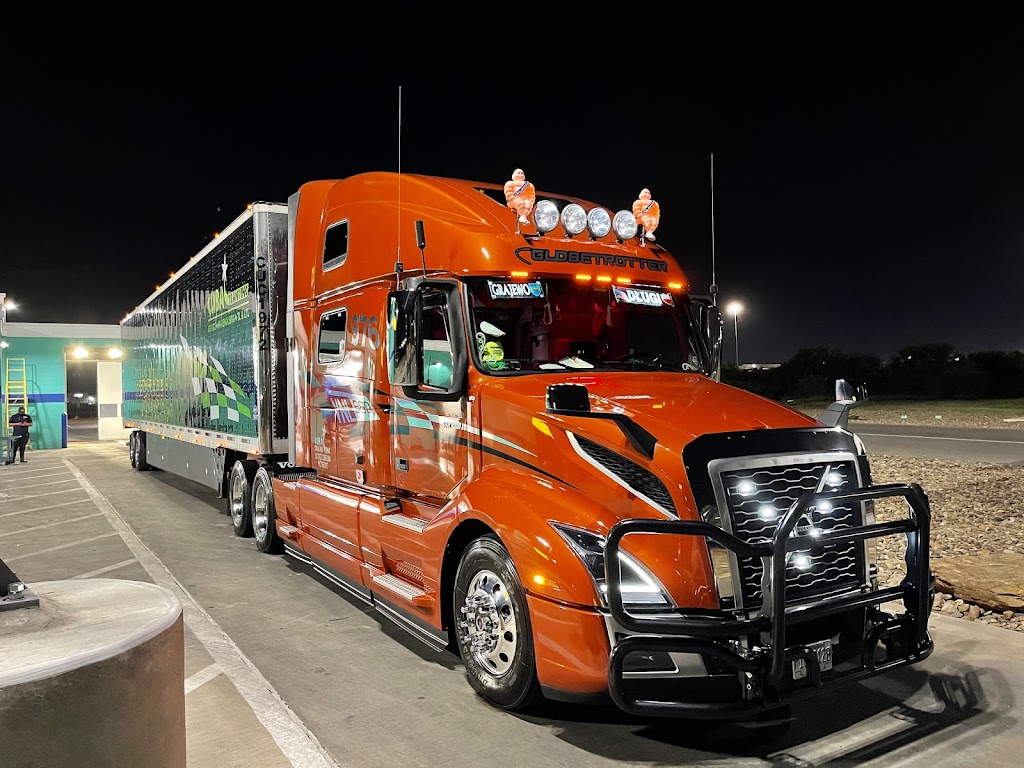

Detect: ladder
[4, 357, 29, 453]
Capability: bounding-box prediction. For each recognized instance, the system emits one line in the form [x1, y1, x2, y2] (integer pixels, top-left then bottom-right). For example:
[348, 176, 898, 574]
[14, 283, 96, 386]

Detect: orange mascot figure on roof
[504, 168, 536, 230]
[632, 188, 660, 245]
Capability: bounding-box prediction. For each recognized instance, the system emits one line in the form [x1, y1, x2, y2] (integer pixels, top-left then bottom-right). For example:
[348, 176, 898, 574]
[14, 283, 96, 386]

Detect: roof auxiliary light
[587, 207, 612, 239]
[534, 200, 560, 234]
[612, 210, 638, 242]
[561, 203, 587, 236]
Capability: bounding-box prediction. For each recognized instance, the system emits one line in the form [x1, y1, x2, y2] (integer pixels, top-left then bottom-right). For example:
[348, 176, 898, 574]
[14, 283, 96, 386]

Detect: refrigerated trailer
[122, 171, 933, 721]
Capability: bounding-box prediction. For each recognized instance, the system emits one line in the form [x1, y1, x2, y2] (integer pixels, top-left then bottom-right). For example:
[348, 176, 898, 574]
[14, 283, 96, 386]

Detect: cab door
[389, 284, 468, 501]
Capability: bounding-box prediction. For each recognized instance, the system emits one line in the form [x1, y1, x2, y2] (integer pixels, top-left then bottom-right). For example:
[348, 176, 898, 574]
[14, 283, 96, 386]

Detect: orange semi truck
[122, 171, 933, 719]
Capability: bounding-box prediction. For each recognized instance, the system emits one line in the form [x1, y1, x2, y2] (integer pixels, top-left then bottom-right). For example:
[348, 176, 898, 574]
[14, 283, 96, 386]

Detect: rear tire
[128, 433, 137, 468]
[228, 459, 258, 537]
[454, 534, 542, 712]
[252, 467, 283, 554]
[133, 432, 149, 471]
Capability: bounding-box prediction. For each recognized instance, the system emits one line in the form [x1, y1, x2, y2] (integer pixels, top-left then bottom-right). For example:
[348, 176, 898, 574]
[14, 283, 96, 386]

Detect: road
[849, 422, 1024, 465]
[4, 443, 1024, 767]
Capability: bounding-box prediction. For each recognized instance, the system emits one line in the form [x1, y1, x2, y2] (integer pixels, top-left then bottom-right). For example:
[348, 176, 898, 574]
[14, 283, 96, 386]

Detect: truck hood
[479, 371, 817, 454]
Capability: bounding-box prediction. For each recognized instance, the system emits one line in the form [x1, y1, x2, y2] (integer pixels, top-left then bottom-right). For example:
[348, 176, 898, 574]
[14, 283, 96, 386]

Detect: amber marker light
[574, 274, 592, 282]
[511, 271, 529, 278]
[615, 277, 632, 284]
[596, 275, 613, 283]
[532, 573, 560, 590]
[668, 282, 683, 290]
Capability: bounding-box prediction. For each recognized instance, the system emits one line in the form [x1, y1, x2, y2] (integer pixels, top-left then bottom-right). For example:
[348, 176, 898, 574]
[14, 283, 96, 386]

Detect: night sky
[4, 16, 1022, 363]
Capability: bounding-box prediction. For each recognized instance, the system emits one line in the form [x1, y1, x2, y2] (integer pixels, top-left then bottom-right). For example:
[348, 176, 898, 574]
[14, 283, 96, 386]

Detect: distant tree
[721, 344, 1019, 402]
[775, 348, 882, 400]
[968, 350, 1024, 398]
[884, 344, 984, 398]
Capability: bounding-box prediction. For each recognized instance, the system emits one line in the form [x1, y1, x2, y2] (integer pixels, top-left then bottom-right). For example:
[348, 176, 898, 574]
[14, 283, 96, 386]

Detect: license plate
[792, 639, 833, 680]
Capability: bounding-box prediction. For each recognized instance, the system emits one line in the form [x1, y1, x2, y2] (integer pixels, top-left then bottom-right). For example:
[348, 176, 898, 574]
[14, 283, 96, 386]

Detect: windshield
[466, 278, 707, 374]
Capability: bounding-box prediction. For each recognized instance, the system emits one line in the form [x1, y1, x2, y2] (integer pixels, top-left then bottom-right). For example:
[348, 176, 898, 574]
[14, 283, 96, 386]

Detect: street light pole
[734, 313, 739, 366]
[726, 301, 744, 367]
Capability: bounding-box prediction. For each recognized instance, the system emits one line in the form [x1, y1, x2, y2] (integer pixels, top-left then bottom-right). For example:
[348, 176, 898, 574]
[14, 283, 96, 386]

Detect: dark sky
[4, 15, 1022, 363]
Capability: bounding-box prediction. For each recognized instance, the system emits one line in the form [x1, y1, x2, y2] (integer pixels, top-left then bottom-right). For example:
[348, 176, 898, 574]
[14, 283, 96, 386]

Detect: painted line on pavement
[74, 558, 138, 579]
[0, 478, 79, 490]
[0, 499, 92, 519]
[12, 487, 87, 501]
[0, 512, 102, 538]
[0, 471, 70, 483]
[184, 663, 224, 695]
[62, 456, 341, 768]
[4, 532, 118, 562]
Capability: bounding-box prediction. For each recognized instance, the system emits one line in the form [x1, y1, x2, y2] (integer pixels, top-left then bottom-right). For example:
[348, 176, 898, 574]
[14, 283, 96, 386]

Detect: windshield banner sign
[488, 280, 545, 300]
[612, 285, 674, 307]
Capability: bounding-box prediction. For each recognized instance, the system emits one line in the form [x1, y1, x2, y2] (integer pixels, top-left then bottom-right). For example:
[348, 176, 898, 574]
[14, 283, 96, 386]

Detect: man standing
[6, 407, 32, 464]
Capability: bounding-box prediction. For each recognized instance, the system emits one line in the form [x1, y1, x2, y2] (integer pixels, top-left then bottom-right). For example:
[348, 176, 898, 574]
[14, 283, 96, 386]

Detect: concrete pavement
[0, 445, 324, 768]
[4, 441, 1024, 767]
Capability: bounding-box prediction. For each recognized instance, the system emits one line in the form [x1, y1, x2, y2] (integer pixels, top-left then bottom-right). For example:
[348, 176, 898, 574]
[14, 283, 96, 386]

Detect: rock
[968, 604, 982, 620]
[932, 554, 1024, 613]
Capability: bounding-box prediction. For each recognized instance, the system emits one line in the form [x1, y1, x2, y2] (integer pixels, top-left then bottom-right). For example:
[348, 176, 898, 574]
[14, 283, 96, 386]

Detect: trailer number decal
[349, 314, 381, 349]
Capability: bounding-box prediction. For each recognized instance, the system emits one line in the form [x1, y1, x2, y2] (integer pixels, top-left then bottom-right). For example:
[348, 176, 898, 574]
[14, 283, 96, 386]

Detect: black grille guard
[605, 482, 934, 718]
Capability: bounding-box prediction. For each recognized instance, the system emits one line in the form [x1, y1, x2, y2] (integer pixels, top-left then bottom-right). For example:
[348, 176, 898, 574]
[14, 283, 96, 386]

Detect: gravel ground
[865, 434, 1024, 632]
[848, 406, 1024, 429]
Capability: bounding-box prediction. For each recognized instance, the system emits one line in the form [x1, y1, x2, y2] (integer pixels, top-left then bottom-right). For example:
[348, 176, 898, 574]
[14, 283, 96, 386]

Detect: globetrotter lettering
[487, 280, 545, 300]
[514, 247, 669, 273]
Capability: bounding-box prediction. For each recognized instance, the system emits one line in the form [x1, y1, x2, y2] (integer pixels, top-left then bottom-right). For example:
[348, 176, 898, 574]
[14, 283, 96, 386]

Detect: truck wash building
[0, 321, 130, 451]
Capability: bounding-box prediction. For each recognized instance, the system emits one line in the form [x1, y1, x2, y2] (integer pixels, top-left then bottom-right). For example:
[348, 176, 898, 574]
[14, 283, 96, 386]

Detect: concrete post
[0, 579, 185, 768]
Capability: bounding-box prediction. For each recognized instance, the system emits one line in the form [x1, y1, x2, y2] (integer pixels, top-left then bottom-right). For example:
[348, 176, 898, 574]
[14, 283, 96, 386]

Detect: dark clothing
[6, 434, 27, 463]
[9, 412, 31, 437]
[7, 412, 31, 463]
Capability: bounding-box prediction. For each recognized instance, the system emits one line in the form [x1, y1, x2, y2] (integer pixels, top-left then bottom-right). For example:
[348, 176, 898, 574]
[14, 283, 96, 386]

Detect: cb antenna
[710, 153, 718, 307]
[394, 86, 404, 288]
[394, 86, 428, 284]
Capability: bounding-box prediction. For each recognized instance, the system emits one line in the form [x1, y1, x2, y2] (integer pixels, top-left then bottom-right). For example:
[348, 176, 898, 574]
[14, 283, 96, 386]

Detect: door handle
[396, 458, 409, 472]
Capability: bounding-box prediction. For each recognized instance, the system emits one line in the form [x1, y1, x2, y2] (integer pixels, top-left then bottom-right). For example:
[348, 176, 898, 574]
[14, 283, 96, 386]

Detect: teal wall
[2, 335, 119, 450]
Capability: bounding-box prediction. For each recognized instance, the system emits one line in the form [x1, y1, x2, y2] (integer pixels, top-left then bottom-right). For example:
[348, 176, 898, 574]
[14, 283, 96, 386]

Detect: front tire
[228, 459, 258, 537]
[252, 466, 283, 554]
[454, 535, 542, 712]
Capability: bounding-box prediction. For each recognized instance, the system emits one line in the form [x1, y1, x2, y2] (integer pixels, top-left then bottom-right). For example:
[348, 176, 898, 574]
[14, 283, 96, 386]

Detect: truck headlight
[612, 210, 638, 241]
[587, 207, 612, 239]
[561, 203, 587, 236]
[701, 504, 736, 609]
[550, 522, 672, 607]
[534, 200, 560, 234]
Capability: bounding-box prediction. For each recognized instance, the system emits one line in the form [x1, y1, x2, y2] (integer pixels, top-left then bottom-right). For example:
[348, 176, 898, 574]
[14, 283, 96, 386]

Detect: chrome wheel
[458, 569, 519, 677]
[252, 478, 270, 542]
[229, 470, 246, 526]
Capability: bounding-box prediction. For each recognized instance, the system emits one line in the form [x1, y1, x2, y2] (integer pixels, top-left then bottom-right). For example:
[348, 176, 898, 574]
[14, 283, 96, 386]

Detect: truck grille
[718, 459, 863, 607]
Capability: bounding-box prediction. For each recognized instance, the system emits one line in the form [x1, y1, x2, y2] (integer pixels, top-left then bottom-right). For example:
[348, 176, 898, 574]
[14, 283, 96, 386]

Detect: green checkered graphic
[183, 335, 254, 427]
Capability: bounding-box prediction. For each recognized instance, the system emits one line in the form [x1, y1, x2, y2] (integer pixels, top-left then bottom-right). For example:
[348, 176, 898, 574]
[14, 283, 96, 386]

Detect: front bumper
[604, 482, 933, 718]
